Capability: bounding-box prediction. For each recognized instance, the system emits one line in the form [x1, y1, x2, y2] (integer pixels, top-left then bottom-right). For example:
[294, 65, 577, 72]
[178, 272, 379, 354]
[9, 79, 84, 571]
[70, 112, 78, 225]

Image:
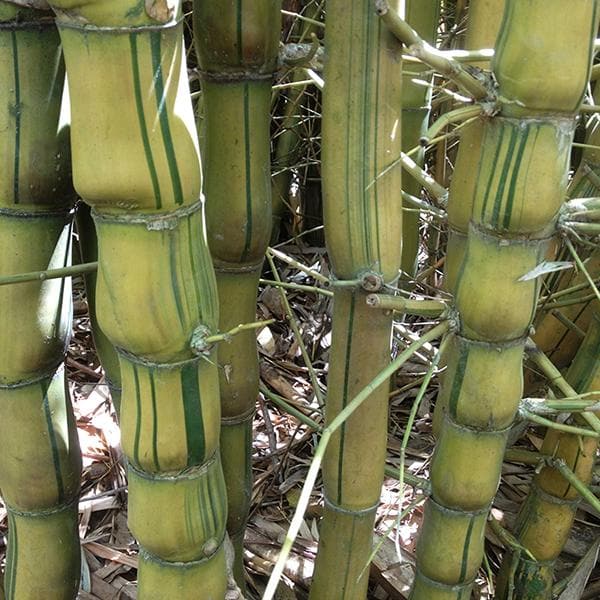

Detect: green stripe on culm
[337, 293, 356, 503]
[240, 83, 254, 262]
[502, 125, 531, 230]
[448, 341, 469, 419]
[480, 125, 505, 222]
[130, 33, 163, 209]
[181, 362, 206, 465]
[490, 124, 519, 228]
[150, 32, 184, 205]
[169, 232, 186, 327]
[6, 511, 17, 600]
[149, 371, 160, 471]
[459, 516, 475, 583]
[11, 30, 21, 205]
[133, 364, 143, 467]
[41, 380, 65, 503]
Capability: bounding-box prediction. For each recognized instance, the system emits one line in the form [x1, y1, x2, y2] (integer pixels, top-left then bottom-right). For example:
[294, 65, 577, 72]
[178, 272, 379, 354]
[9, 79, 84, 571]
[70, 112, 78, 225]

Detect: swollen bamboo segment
[309, 2, 403, 598]
[0, 3, 81, 597]
[193, 0, 281, 582]
[413, 2, 599, 599]
[46, 0, 228, 596]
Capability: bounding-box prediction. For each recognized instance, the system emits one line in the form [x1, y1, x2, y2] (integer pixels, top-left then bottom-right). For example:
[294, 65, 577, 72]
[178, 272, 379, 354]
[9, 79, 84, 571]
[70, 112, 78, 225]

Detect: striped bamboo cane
[401, 0, 440, 277]
[412, 2, 599, 598]
[0, 2, 81, 597]
[497, 309, 600, 599]
[193, 1, 281, 584]
[309, 2, 404, 598]
[529, 103, 600, 377]
[47, 0, 229, 596]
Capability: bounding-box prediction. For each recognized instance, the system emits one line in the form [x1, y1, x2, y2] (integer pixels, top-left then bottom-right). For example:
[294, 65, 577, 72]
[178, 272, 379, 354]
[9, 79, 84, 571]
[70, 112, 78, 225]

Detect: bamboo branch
[373, 0, 491, 101]
[0, 261, 98, 286]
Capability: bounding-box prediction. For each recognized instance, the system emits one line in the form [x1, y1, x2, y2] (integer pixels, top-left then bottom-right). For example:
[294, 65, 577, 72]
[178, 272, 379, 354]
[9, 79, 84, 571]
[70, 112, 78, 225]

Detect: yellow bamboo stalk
[193, 1, 281, 585]
[412, 2, 599, 598]
[0, 2, 81, 597]
[47, 0, 229, 596]
[497, 310, 600, 598]
[309, 1, 404, 598]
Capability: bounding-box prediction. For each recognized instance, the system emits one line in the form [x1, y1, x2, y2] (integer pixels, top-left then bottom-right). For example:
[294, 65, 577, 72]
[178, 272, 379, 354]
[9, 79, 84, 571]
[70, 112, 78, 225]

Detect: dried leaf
[518, 261, 573, 282]
[557, 539, 600, 600]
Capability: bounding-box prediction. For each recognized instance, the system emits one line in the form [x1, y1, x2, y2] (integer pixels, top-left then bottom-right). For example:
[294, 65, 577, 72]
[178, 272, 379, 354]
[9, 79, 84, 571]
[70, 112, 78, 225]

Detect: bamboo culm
[193, 0, 282, 586]
[0, 2, 81, 597]
[47, 0, 229, 596]
[497, 310, 600, 598]
[309, 2, 404, 598]
[412, 2, 599, 598]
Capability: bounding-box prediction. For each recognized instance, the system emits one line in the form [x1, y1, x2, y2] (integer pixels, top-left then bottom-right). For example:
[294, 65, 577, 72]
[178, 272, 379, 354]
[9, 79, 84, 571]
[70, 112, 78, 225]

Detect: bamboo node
[202, 538, 219, 557]
[145, 0, 175, 23]
[92, 199, 202, 229]
[190, 324, 214, 356]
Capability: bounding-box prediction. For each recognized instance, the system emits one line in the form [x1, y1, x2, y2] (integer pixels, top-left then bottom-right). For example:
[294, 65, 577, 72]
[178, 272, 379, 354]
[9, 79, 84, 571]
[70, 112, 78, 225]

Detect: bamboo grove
[0, 1, 599, 599]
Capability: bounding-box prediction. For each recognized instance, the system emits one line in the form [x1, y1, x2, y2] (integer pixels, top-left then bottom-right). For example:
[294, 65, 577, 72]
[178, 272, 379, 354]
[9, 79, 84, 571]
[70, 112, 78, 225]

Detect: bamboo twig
[519, 408, 599, 438]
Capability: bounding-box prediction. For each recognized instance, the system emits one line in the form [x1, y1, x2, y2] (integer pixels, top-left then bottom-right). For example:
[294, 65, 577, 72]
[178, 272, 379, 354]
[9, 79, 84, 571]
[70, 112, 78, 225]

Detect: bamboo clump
[412, 2, 599, 598]
[0, 2, 81, 597]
